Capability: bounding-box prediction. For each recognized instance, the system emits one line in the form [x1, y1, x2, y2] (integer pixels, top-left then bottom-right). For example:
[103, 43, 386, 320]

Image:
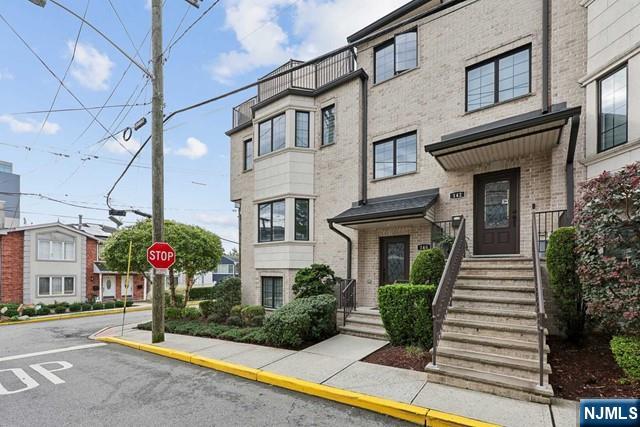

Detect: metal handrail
[533, 209, 568, 256]
[341, 279, 356, 326]
[431, 217, 466, 366]
[531, 210, 547, 387]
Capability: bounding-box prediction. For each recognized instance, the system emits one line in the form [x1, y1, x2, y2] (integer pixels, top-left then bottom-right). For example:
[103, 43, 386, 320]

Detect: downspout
[236, 201, 241, 279]
[542, 0, 550, 113]
[328, 220, 352, 280]
[565, 112, 581, 223]
[359, 72, 369, 205]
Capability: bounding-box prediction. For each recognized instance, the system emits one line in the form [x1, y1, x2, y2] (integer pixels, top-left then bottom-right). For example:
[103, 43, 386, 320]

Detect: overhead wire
[7, 102, 150, 116]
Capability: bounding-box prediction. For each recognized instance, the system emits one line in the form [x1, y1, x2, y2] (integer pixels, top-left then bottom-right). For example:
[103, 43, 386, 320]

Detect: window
[37, 276, 75, 296]
[258, 200, 285, 242]
[216, 264, 234, 274]
[295, 199, 309, 241]
[262, 276, 283, 309]
[97, 243, 104, 261]
[258, 113, 286, 155]
[243, 139, 253, 170]
[374, 30, 417, 83]
[599, 65, 627, 152]
[374, 132, 417, 179]
[466, 45, 531, 111]
[295, 111, 310, 148]
[321, 105, 335, 146]
[37, 237, 75, 261]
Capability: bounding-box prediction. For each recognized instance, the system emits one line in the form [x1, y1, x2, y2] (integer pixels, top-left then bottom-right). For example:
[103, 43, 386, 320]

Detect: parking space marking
[0, 343, 106, 363]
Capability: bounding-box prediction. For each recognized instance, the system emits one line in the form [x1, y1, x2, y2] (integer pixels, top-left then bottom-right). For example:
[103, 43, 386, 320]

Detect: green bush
[46, 303, 58, 309]
[115, 300, 125, 308]
[241, 305, 266, 327]
[378, 284, 436, 348]
[69, 303, 82, 313]
[166, 307, 183, 320]
[211, 277, 241, 307]
[547, 227, 585, 340]
[57, 301, 70, 308]
[22, 307, 36, 317]
[611, 336, 640, 380]
[409, 248, 445, 285]
[226, 315, 244, 327]
[81, 303, 92, 311]
[1, 306, 19, 317]
[199, 299, 230, 323]
[230, 304, 245, 318]
[182, 307, 201, 320]
[165, 292, 185, 308]
[238, 328, 269, 345]
[264, 294, 337, 348]
[36, 306, 51, 316]
[189, 286, 214, 301]
[92, 303, 105, 310]
[292, 264, 337, 298]
[125, 300, 133, 307]
[104, 301, 116, 309]
[54, 306, 67, 314]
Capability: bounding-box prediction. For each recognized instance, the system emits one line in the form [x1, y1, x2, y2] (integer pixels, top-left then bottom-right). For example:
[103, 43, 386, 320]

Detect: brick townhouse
[226, 0, 638, 402]
[0, 221, 146, 305]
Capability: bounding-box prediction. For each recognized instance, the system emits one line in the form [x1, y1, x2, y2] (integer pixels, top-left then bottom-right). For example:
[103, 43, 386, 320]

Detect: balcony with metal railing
[231, 47, 356, 129]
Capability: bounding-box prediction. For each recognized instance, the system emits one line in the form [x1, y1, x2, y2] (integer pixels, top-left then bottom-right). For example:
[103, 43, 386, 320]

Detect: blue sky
[0, 0, 406, 250]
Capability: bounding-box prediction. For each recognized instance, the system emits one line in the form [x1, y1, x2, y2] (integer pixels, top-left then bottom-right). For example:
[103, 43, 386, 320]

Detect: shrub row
[188, 286, 215, 301]
[137, 320, 269, 346]
[378, 284, 436, 348]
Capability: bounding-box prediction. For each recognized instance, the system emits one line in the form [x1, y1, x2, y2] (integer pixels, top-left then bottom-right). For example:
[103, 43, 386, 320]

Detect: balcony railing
[231, 47, 356, 129]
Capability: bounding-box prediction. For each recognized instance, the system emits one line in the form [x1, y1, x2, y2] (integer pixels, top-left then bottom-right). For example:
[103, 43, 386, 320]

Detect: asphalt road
[0, 313, 409, 426]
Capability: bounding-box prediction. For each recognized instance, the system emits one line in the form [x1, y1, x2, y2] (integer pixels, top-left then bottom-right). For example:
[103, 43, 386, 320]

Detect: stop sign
[147, 242, 176, 270]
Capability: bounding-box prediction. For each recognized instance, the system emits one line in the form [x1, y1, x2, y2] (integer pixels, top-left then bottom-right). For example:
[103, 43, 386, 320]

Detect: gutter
[542, 0, 550, 113]
[328, 221, 352, 280]
[360, 72, 369, 205]
[565, 111, 581, 222]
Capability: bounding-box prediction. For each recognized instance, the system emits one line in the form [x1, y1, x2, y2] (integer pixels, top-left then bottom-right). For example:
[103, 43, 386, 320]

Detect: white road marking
[30, 361, 72, 385]
[0, 343, 106, 363]
[0, 368, 39, 395]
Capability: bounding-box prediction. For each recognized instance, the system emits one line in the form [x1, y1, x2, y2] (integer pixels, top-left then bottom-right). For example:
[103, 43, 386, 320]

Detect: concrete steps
[447, 306, 538, 327]
[443, 318, 544, 342]
[337, 309, 388, 341]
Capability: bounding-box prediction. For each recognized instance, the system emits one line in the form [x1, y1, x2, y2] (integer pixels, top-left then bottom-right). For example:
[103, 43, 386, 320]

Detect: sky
[0, 0, 407, 251]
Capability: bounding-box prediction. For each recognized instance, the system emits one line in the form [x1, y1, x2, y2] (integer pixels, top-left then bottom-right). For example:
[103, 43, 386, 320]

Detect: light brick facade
[228, 0, 588, 308]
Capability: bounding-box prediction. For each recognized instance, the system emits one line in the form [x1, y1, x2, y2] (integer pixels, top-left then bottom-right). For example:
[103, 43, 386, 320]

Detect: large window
[258, 113, 286, 155]
[261, 276, 283, 309]
[374, 132, 417, 179]
[321, 105, 335, 146]
[243, 139, 253, 170]
[258, 200, 285, 242]
[295, 111, 310, 148]
[38, 276, 74, 296]
[374, 30, 417, 83]
[599, 65, 627, 152]
[466, 45, 530, 111]
[37, 236, 75, 261]
[295, 199, 309, 241]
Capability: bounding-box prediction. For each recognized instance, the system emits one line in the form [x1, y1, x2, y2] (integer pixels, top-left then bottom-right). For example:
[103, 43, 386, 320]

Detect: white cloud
[144, 0, 152, 10]
[194, 212, 238, 228]
[68, 41, 114, 91]
[104, 135, 141, 155]
[175, 137, 208, 159]
[0, 69, 14, 80]
[0, 115, 60, 135]
[208, 0, 407, 83]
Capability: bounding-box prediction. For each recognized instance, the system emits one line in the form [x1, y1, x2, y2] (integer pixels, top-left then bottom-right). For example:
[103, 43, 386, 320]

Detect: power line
[7, 102, 151, 116]
[107, 0, 147, 65]
[164, 0, 222, 57]
[0, 191, 108, 211]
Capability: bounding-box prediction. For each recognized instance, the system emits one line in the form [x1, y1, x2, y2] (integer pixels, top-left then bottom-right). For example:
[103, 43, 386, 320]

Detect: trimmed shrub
[199, 300, 216, 318]
[104, 301, 116, 309]
[238, 328, 269, 345]
[54, 306, 67, 314]
[182, 307, 201, 320]
[57, 302, 70, 308]
[199, 300, 230, 323]
[125, 300, 133, 307]
[36, 306, 51, 316]
[292, 264, 336, 298]
[189, 286, 214, 301]
[46, 304, 58, 309]
[241, 305, 266, 327]
[166, 307, 183, 320]
[22, 307, 36, 317]
[230, 304, 245, 318]
[81, 303, 92, 311]
[115, 300, 125, 308]
[378, 284, 436, 348]
[263, 294, 337, 348]
[69, 303, 82, 313]
[610, 336, 640, 380]
[226, 316, 244, 327]
[409, 248, 445, 285]
[211, 277, 241, 307]
[165, 292, 185, 308]
[92, 303, 105, 310]
[547, 227, 585, 340]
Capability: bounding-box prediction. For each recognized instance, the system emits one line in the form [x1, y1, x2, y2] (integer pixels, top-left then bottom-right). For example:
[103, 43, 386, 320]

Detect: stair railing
[432, 217, 466, 366]
[531, 210, 547, 387]
[341, 279, 356, 326]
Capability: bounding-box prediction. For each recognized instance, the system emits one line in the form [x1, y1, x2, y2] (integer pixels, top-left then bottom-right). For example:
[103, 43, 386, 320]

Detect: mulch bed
[362, 344, 430, 371]
[548, 334, 640, 400]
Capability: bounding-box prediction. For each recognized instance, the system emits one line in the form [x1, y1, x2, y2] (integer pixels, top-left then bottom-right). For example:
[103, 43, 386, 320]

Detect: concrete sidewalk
[96, 325, 578, 427]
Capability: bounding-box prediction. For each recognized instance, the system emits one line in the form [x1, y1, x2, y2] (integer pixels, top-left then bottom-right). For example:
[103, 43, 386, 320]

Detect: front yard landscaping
[0, 300, 134, 322]
[363, 344, 431, 371]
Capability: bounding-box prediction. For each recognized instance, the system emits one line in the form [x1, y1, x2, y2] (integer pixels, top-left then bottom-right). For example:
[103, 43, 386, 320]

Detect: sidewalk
[95, 325, 578, 427]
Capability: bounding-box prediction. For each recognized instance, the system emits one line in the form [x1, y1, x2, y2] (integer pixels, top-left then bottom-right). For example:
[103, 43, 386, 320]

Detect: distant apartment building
[0, 160, 20, 228]
[581, 0, 640, 177]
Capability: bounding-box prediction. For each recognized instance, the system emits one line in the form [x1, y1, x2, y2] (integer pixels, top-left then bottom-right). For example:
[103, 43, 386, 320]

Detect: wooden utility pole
[151, 0, 165, 343]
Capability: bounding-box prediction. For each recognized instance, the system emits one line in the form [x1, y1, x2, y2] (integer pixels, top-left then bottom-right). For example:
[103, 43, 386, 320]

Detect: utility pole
[151, 0, 165, 343]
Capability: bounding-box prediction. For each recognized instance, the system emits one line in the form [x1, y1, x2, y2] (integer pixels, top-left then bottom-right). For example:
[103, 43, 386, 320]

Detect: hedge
[69, 303, 82, 313]
[189, 286, 215, 301]
[409, 248, 445, 285]
[378, 284, 436, 348]
[137, 320, 269, 346]
[611, 336, 640, 380]
[547, 227, 585, 340]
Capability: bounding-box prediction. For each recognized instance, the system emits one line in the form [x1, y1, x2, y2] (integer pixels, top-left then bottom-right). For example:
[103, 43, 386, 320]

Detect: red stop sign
[147, 242, 176, 269]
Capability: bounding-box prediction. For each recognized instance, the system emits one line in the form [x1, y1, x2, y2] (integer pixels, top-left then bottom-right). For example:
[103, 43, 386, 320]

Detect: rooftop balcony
[231, 47, 356, 129]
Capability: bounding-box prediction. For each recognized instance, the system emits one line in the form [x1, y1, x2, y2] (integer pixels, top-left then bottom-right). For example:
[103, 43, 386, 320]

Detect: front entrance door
[474, 168, 520, 255]
[379, 235, 410, 285]
[102, 275, 116, 299]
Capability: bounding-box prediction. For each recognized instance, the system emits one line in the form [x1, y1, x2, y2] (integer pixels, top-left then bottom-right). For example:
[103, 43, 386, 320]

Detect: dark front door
[474, 168, 520, 255]
[379, 235, 410, 285]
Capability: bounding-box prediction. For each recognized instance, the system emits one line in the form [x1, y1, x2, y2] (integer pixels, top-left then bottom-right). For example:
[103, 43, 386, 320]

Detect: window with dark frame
[295, 199, 309, 241]
[466, 45, 531, 111]
[374, 132, 417, 179]
[295, 111, 310, 148]
[258, 200, 285, 242]
[598, 65, 627, 152]
[243, 139, 253, 170]
[321, 105, 335, 146]
[374, 30, 417, 84]
[261, 276, 283, 309]
[258, 113, 286, 155]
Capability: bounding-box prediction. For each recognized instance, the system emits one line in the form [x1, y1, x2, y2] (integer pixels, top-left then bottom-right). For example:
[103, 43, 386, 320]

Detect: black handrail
[341, 279, 356, 326]
[533, 209, 568, 255]
[531, 210, 547, 387]
[431, 217, 466, 366]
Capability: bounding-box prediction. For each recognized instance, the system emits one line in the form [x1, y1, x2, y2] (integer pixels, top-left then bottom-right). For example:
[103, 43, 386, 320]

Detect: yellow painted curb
[0, 306, 151, 327]
[100, 336, 501, 427]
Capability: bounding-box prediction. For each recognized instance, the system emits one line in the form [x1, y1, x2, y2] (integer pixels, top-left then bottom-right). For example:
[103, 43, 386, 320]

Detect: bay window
[258, 200, 285, 242]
